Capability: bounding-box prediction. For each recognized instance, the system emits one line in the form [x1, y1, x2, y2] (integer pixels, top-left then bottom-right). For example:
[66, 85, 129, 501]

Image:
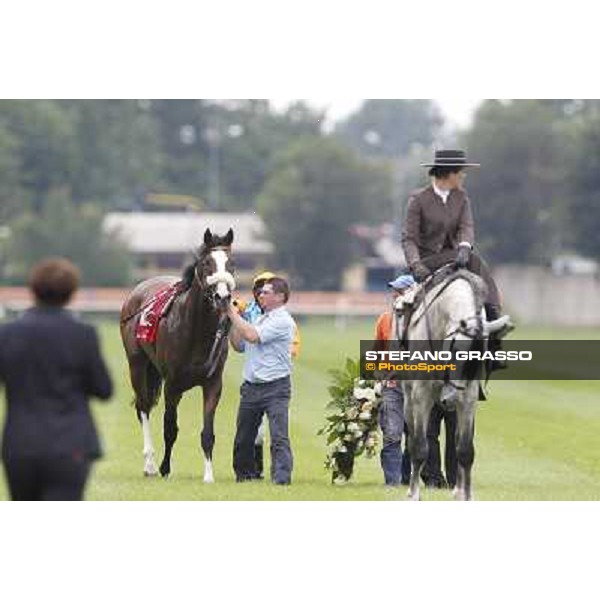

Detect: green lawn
[1, 318, 599, 500]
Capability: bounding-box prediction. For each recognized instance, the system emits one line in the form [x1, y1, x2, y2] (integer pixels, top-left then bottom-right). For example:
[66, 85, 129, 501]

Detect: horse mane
[180, 243, 208, 291]
[446, 269, 488, 316]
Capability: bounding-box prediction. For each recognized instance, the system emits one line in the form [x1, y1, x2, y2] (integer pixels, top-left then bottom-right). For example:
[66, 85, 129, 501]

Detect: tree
[61, 100, 164, 206]
[0, 100, 77, 212]
[566, 106, 600, 259]
[462, 100, 572, 264]
[334, 100, 443, 159]
[5, 188, 133, 286]
[0, 122, 26, 222]
[257, 136, 393, 290]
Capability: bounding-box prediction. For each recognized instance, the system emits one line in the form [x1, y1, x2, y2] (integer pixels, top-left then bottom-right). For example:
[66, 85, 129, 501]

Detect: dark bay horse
[120, 228, 235, 481]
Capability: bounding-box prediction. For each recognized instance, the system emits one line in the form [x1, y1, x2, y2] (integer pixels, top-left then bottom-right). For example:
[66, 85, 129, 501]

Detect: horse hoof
[203, 474, 214, 484]
[159, 465, 171, 478]
[144, 469, 158, 478]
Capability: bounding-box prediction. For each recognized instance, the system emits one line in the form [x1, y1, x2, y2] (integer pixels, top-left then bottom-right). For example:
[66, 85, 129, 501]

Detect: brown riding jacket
[401, 185, 475, 269]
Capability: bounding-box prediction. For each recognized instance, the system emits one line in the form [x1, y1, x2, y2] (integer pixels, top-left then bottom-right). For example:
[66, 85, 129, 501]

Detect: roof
[103, 212, 273, 255]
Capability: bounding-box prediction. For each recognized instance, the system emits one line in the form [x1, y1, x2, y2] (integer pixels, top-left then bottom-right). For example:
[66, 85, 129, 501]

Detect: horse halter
[193, 246, 236, 301]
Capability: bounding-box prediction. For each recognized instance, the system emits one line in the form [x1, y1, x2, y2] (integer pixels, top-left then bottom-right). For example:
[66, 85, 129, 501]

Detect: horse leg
[406, 384, 433, 501]
[454, 391, 477, 501]
[140, 411, 158, 476]
[159, 384, 181, 478]
[200, 377, 223, 483]
[129, 354, 162, 477]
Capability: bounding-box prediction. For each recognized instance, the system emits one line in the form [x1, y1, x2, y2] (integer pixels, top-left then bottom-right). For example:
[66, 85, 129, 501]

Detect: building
[103, 212, 273, 286]
[345, 223, 407, 291]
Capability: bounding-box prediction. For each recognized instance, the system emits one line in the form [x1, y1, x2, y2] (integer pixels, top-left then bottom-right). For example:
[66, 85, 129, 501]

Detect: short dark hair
[428, 166, 464, 179]
[29, 258, 80, 307]
[266, 276, 290, 303]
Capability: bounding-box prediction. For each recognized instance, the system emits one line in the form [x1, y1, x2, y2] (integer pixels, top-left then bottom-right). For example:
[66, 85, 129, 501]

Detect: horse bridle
[193, 245, 234, 302]
[192, 245, 235, 378]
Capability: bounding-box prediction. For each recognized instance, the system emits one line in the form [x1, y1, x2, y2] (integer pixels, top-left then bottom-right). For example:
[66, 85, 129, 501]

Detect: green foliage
[257, 136, 394, 289]
[462, 100, 575, 263]
[5, 188, 133, 286]
[334, 99, 443, 159]
[0, 100, 77, 206]
[318, 358, 382, 484]
[566, 105, 600, 260]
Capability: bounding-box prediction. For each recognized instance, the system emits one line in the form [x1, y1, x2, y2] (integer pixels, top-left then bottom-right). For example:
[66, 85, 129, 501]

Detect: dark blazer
[0, 307, 113, 461]
[401, 185, 475, 269]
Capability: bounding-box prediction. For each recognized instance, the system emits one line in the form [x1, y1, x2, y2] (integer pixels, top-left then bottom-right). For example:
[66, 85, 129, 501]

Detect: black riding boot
[485, 304, 509, 373]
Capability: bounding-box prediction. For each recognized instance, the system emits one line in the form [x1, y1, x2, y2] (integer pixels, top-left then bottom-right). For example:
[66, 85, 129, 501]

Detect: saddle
[135, 282, 183, 344]
[396, 264, 459, 346]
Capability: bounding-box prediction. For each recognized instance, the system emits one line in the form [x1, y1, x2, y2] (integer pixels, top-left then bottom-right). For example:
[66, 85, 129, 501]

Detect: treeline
[0, 99, 599, 289]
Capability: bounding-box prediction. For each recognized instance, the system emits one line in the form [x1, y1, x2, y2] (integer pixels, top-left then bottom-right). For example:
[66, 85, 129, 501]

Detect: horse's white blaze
[141, 412, 158, 476]
[203, 459, 214, 483]
[210, 249, 233, 298]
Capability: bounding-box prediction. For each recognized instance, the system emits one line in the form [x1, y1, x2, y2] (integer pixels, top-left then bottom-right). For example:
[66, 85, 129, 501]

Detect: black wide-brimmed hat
[421, 149, 480, 168]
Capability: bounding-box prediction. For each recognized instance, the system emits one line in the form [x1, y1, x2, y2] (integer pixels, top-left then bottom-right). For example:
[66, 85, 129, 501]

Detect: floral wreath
[318, 358, 383, 485]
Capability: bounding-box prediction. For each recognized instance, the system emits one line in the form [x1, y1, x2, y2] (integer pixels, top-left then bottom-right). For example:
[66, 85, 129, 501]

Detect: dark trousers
[3, 454, 91, 501]
[233, 376, 293, 484]
[422, 404, 457, 488]
[421, 248, 501, 308]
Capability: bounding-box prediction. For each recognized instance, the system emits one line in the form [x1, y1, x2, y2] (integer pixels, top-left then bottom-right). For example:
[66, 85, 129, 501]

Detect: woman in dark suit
[0, 258, 113, 500]
[402, 149, 507, 322]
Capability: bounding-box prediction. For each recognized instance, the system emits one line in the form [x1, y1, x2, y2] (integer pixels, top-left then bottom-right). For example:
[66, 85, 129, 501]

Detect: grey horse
[401, 269, 490, 501]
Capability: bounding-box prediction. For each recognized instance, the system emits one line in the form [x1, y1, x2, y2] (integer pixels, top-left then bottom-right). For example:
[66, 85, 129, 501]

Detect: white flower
[362, 401, 374, 412]
[359, 411, 372, 421]
[337, 423, 346, 433]
[354, 430, 362, 439]
[353, 387, 369, 400]
[355, 388, 376, 402]
[366, 437, 376, 448]
[347, 422, 360, 433]
[346, 407, 359, 420]
[374, 382, 383, 396]
[343, 434, 353, 442]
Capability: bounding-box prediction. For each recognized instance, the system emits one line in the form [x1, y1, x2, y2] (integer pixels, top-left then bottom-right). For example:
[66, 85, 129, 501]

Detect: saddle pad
[135, 282, 181, 344]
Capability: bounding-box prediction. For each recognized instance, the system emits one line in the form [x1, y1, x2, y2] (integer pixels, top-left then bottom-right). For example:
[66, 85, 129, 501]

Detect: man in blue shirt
[227, 277, 296, 485]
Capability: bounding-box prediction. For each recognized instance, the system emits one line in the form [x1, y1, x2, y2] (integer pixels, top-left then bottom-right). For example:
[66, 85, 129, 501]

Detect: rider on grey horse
[401, 149, 514, 399]
[402, 151, 513, 329]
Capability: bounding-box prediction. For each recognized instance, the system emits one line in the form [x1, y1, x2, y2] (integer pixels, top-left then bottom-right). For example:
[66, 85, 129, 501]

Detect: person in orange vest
[234, 271, 301, 478]
[374, 272, 415, 486]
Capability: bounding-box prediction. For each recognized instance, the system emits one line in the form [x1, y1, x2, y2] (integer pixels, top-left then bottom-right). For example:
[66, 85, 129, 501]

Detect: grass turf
[1, 318, 599, 501]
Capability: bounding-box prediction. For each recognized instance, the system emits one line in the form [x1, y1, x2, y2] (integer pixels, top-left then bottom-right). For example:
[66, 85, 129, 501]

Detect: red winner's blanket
[135, 282, 182, 344]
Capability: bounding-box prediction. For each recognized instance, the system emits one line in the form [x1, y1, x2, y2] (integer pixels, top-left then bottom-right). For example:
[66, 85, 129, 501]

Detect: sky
[271, 98, 483, 128]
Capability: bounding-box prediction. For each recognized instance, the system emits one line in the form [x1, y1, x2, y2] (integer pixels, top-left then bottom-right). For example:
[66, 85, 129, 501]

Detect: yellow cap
[253, 271, 276, 285]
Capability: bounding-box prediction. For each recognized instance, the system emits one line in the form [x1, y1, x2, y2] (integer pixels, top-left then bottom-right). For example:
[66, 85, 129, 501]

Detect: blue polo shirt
[242, 306, 295, 384]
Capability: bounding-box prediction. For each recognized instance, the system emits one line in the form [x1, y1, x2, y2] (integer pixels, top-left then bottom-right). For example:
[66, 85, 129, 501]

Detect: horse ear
[204, 228, 213, 246]
[224, 228, 234, 246]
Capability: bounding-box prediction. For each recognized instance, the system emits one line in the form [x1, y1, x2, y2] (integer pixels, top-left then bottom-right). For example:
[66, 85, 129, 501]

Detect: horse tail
[134, 361, 163, 418]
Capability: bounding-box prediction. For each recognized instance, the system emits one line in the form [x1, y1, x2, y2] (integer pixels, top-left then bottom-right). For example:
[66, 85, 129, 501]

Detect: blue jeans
[379, 385, 405, 486]
[233, 376, 293, 484]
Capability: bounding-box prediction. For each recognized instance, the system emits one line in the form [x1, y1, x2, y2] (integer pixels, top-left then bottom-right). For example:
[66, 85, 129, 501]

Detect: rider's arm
[401, 194, 423, 269]
[457, 195, 475, 248]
